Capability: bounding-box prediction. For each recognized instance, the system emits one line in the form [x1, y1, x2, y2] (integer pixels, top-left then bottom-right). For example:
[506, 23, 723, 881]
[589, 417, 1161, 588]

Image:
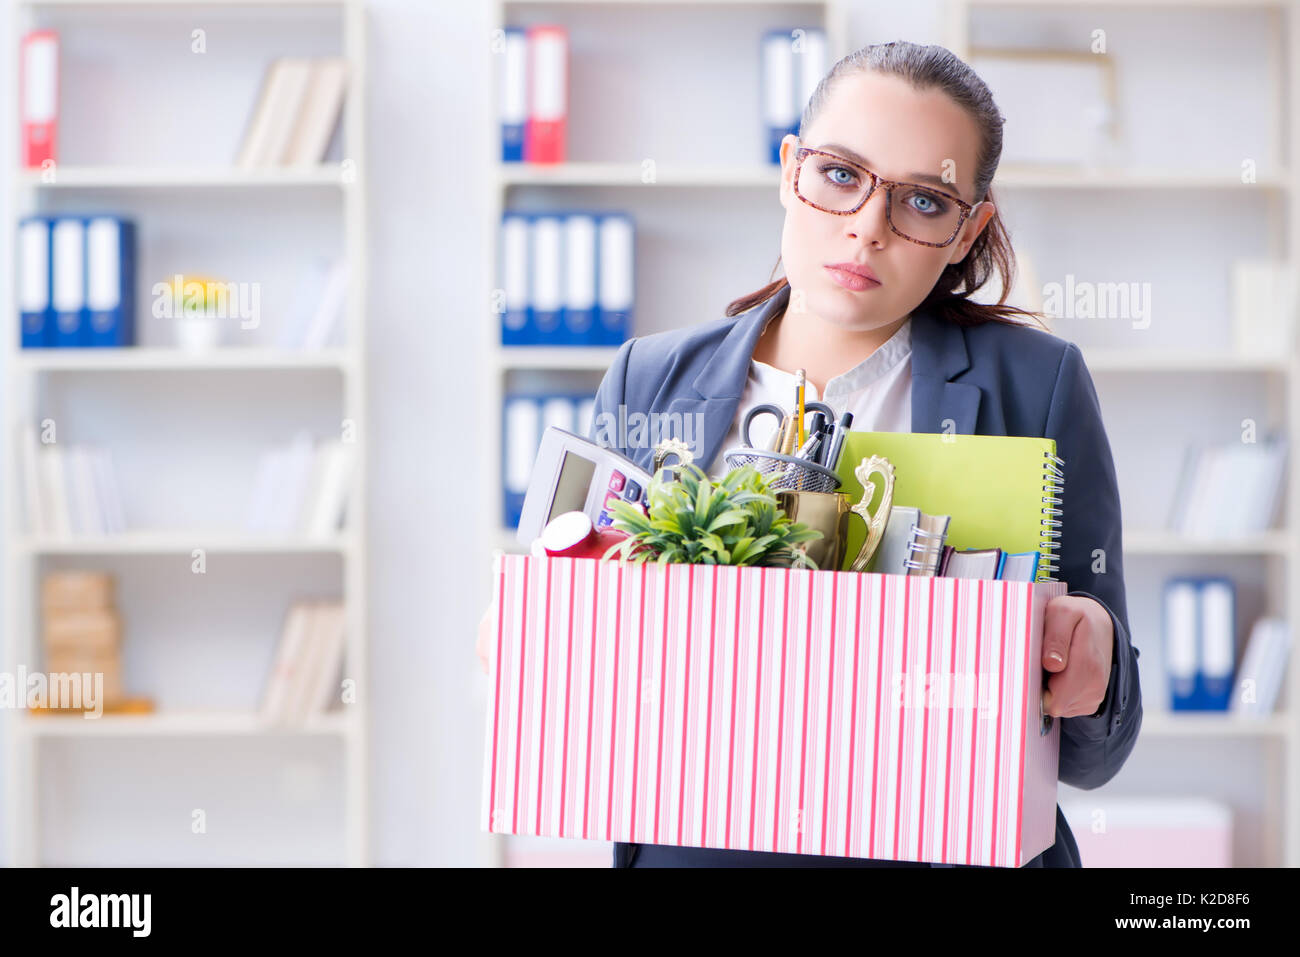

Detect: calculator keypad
[597, 470, 648, 527]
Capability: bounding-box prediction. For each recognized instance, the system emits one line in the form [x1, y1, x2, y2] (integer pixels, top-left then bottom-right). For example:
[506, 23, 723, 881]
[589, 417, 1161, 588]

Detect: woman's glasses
[792, 146, 976, 248]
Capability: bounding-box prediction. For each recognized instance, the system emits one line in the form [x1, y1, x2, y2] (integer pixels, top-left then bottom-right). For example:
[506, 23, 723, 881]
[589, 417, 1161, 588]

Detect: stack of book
[236, 57, 348, 168]
[867, 505, 1044, 582]
[1168, 438, 1288, 537]
[15, 425, 127, 538]
[18, 216, 135, 348]
[40, 571, 125, 712]
[261, 601, 347, 726]
[246, 432, 355, 539]
[496, 25, 567, 163]
[1165, 577, 1292, 715]
[499, 212, 634, 347]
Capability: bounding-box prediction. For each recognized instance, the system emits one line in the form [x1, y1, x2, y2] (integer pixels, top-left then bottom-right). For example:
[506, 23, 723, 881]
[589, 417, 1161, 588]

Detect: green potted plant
[601, 462, 824, 569]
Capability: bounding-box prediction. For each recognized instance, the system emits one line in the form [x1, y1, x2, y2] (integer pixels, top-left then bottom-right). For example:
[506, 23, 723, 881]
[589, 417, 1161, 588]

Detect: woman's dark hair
[726, 40, 1046, 330]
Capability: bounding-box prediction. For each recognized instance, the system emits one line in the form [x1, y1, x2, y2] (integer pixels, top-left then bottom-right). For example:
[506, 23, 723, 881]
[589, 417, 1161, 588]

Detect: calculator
[516, 427, 654, 545]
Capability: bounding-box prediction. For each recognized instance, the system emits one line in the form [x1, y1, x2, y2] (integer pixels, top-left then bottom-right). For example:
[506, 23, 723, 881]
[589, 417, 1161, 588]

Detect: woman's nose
[845, 187, 889, 244]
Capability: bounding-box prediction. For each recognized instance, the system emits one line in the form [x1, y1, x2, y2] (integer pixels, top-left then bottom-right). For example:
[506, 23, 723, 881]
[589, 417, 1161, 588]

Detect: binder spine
[1039, 450, 1065, 581]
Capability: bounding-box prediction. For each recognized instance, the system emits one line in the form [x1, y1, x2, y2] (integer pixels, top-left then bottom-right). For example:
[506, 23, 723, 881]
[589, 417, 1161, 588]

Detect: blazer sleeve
[1041, 341, 1143, 790]
[588, 337, 636, 454]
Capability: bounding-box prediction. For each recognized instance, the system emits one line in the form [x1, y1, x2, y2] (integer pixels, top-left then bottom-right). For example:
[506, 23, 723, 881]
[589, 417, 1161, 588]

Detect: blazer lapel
[909, 305, 982, 435]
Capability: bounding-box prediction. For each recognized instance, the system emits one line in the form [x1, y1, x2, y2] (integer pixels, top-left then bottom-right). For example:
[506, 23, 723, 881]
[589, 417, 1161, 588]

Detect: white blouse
[706, 316, 914, 480]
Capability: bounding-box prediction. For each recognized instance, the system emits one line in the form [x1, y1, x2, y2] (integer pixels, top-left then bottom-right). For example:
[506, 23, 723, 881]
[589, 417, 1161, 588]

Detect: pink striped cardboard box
[481, 554, 1065, 866]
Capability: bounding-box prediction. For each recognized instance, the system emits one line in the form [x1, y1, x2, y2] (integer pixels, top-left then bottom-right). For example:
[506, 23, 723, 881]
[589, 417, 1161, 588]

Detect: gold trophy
[775, 455, 895, 571]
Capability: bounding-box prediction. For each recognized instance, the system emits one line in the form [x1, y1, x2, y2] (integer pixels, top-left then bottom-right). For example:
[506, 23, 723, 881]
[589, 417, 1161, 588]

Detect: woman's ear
[778, 134, 800, 209]
[947, 201, 996, 265]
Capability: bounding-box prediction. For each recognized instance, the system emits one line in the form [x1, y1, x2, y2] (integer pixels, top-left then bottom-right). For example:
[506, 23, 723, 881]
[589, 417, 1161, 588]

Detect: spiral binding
[902, 523, 947, 574]
[1039, 449, 1065, 582]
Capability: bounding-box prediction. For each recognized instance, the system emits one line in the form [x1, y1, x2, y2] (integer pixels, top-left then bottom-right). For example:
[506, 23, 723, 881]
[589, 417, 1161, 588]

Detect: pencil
[795, 369, 806, 446]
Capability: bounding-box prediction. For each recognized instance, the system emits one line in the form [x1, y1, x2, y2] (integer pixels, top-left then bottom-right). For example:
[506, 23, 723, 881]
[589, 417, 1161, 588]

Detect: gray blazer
[588, 282, 1142, 867]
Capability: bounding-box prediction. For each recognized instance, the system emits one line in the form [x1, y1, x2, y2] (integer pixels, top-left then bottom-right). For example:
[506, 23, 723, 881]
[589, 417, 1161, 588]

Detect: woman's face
[777, 70, 997, 332]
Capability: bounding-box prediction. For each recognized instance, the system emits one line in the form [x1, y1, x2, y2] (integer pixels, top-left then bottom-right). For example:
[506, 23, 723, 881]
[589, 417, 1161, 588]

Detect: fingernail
[1048, 652, 1063, 663]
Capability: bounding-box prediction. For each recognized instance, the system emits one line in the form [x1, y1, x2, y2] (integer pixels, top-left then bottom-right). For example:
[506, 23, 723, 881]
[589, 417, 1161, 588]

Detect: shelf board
[16, 532, 355, 555]
[13, 166, 350, 189]
[1124, 529, 1293, 555]
[1139, 712, 1290, 738]
[497, 163, 1290, 192]
[20, 710, 355, 737]
[493, 346, 620, 371]
[1082, 350, 1295, 374]
[500, 162, 781, 188]
[13, 347, 352, 372]
[23, 0, 356, 6]
[505, 0, 830, 5]
[967, 0, 1285, 8]
[994, 166, 1290, 191]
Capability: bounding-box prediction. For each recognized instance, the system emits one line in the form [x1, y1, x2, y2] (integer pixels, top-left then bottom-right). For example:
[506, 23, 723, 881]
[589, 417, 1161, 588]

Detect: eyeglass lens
[797, 152, 963, 245]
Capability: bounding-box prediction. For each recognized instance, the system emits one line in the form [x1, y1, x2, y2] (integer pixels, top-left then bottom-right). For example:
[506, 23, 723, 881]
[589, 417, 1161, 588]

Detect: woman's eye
[821, 164, 859, 188]
[907, 190, 948, 216]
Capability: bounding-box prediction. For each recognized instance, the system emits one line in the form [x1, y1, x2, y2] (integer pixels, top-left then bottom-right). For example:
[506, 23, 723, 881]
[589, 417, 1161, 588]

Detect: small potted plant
[601, 462, 823, 568]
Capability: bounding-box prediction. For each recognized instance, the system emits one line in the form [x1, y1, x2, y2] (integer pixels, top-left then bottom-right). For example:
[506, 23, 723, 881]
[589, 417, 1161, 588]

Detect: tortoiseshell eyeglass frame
[792, 145, 977, 248]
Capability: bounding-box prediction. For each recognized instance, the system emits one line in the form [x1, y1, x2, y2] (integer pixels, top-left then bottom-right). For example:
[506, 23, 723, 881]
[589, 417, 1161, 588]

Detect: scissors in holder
[742, 401, 836, 451]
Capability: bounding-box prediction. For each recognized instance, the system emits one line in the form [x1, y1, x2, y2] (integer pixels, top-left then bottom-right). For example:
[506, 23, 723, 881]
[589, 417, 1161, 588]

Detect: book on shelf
[245, 432, 356, 539]
[761, 28, 827, 164]
[40, 570, 126, 710]
[20, 29, 58, 169]
[1167, 437, 1287, 538]
[499, 211, 633, 347]
[19, 215, 136, 349]
[236, 57, 347, 169]
[501, 392, 595, 529]
[1230, 616, 1291, 717]
[497, 25, 567, 163]
[1165, 577, 1235, 711]
[261, 600, 347, 726]
[275, 256, 348, 350]
[16, 425, 127, 538]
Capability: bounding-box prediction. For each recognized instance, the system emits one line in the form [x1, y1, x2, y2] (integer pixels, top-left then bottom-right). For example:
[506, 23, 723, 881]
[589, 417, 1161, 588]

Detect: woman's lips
[825, 265, 881, 291]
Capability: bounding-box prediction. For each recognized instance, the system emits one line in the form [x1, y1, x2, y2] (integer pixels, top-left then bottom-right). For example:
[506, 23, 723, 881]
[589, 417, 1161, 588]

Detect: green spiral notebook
[831, 431, 1064, 582]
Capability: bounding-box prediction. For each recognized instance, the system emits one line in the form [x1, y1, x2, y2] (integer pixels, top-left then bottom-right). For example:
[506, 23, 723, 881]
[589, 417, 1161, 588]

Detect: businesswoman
[478, 40, 1142, 867]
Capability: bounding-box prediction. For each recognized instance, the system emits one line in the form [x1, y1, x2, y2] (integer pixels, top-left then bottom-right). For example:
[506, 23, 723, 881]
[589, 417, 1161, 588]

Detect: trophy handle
[653, 437, 695, 477]
[847, 455, 896, 573]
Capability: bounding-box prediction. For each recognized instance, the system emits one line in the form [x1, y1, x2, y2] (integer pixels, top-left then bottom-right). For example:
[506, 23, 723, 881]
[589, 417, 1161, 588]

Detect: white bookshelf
[2, 0, 369, 866]
[479, 0, 850, 868]
[949, 0, 1300, 867]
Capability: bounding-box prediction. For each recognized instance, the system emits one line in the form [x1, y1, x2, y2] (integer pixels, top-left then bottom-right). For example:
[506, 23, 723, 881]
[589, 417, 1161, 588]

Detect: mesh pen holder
[723, 446, 843, 494]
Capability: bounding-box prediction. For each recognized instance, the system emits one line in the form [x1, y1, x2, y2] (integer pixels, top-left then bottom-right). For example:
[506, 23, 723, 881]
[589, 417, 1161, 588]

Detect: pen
[795, 369, 806, 447]
[777, 413, 798, 455]
[795, 431, 820, 460]
[824, 411, 854, 471]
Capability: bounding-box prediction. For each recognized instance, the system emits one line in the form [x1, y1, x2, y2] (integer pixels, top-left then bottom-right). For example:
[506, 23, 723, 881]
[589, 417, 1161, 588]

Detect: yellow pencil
[795, 369, 806, 446]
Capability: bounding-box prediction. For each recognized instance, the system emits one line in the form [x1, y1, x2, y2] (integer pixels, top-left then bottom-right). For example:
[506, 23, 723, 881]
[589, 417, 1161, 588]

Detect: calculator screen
[546, 451, 597, 525]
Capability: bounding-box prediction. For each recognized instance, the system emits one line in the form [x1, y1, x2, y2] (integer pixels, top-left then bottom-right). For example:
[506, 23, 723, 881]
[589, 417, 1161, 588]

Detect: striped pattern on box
[482, 554, 1063, 867]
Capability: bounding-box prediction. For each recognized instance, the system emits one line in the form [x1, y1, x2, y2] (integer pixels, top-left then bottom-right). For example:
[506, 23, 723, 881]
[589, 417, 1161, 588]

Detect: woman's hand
[1041, 595, 1115, 718]
[476, 601, 496, 675]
